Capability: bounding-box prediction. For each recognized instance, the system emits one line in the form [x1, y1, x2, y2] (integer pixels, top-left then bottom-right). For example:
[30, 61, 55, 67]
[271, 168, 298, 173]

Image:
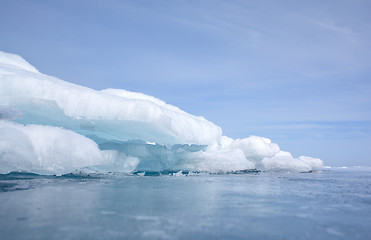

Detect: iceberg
[0, 51, 323, 174]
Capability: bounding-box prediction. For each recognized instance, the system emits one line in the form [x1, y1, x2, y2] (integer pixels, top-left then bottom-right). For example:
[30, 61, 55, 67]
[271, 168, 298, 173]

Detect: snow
[225, 136, 280, 163]
[0, 65, 222, 146]
[260, 151, 323, 172]
[0, 50, 323, 174]
[0, 120, 106, 174]
[0, 51, 39, 74]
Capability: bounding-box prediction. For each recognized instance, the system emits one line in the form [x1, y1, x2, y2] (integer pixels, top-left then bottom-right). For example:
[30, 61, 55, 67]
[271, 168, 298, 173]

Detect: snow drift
[0, 51, 323, 174]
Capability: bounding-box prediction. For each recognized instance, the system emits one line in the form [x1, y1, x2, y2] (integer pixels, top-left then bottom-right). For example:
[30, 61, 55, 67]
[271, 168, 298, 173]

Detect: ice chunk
[298, 156, 323, 171]
[0, 50, 323, 174]
[0, 52, 221, 146]
[97, 140, 255, 173]
[235, 136, 280, 161]
[99, 150, 141, 173]
[222, 136, 280, 163]
[0, 125, 36, 173]
[178, 147, 255, 172]
[0, 121, 106, 174]
[220, 135, 234, 147]
[260, 151, 313, 172]
[260, 152, 323, 172]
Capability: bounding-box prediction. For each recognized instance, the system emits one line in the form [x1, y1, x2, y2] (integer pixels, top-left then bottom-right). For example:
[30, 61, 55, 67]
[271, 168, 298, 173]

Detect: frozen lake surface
[1, 168, 371, 240]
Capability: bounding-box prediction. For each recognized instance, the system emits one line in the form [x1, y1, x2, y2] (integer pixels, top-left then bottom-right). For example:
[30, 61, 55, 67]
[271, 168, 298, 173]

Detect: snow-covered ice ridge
[0, 51, 323, 175]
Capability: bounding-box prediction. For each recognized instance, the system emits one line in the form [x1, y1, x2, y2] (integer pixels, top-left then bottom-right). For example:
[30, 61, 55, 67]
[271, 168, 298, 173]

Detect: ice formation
[0, 51, 323, 174]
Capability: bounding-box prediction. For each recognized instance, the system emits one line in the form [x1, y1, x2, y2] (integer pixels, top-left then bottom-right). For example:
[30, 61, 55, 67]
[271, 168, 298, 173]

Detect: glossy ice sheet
[1, 168, 370, 240]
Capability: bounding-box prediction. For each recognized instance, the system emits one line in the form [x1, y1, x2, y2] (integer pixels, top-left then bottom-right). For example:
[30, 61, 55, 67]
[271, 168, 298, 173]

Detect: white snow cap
[0, 51, 39, 73]
[0, 50, 323, 174]
[0, 52, 221, 146]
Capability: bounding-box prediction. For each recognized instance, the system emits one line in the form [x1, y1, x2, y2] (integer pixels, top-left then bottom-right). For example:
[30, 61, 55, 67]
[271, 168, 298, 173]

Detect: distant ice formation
[0, 51, 323, 174]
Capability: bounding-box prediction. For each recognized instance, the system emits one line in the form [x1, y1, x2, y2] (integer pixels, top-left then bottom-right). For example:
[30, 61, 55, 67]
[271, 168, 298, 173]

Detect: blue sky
[1, 0, 371, 166]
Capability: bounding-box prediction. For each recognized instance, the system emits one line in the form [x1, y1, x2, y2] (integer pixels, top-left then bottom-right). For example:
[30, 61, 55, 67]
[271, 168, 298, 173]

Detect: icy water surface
[1, 168, 371, 240]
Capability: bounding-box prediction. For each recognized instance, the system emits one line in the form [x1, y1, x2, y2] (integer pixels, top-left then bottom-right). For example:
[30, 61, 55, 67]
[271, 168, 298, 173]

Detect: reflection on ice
[0, 169, 370, 239]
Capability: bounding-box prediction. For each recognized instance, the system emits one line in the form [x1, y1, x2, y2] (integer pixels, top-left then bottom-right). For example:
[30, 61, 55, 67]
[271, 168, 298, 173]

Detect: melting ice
[0, 51, 323, 175]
